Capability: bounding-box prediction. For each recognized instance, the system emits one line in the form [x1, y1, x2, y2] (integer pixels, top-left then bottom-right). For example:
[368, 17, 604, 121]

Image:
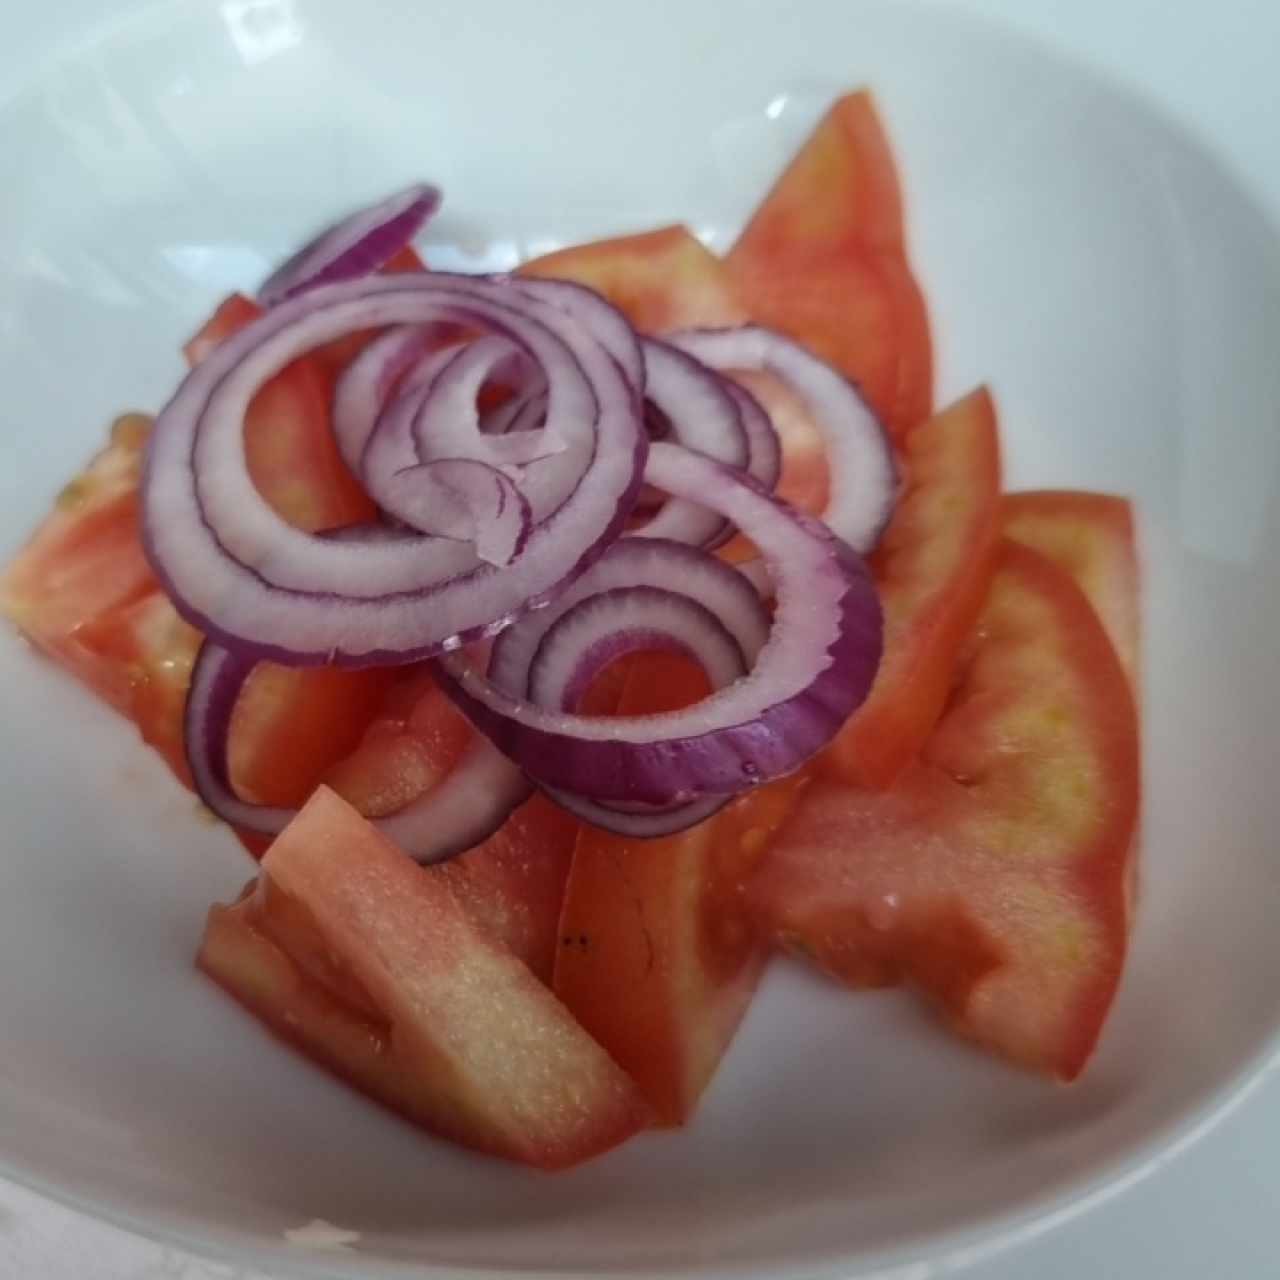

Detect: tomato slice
[725, 90, 933, 437]
[552, 653, 808, 1124]
[748, 540, 1140, 1079]
[5, 282, 402, 808]
[1, 415, 156, 714]
[520, 223, 832, 565]
[520, 224, 747, 331]
[324, 670, 577, 982]
[381, 244, 427, 274]
[821, 387, 1002, 788]
[1004, 491, 1139, 692]
[199, 787, 649, 1169]
[184, 294, 374, 532]
[74, 590, 203, 782]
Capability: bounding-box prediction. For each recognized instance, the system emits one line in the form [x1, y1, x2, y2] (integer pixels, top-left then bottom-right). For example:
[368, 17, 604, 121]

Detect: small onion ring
[258, 183, 441, 307]
[435, 441, 883, 806]
[184, 638, 530, 859]
[142, 272, 647, 666]
[528, 586, 750, 713]
[669, 325, 895, 553]
[626, 339, 745, 548]
[488, 537, 770, 700]
[377, 459, 532, 566]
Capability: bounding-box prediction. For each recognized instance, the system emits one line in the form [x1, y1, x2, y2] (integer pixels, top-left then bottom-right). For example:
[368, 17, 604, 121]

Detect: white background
[1, 1, 1277, 1276]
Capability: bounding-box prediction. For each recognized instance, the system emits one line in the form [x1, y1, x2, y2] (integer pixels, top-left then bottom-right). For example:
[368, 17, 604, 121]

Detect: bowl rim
[2, 1, 1279, 1276]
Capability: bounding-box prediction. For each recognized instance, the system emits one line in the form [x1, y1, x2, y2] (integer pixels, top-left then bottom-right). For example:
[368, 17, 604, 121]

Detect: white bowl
[2, 1, 1279, 1276]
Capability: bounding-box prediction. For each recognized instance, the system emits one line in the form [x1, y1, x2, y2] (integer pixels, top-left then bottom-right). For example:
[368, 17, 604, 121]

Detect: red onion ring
[167, 188, 890, 849]
[488, 537, 770, 699]
[482, 387, 547, 437]
[405, 335, 567, 471]
[544, 789, 731, 837]
[258, 183, 441, 306]
[725, 380, 782, 494]
[528, 586, 750, 712]
[626, 339, 744, 549]
[333, 324, 447, 473]
[142, 273, 647, 666]
[669, 326, 895, 553]
[378, 459, 532, 566]
[359, 342, 466, 496]
[435, 441, 883, 806]
[185, 638, 530, 859]
[508, 276, 646, 393]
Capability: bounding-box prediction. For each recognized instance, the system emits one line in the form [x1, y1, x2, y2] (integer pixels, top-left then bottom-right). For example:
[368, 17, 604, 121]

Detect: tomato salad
[1, 91, 1140, 1169]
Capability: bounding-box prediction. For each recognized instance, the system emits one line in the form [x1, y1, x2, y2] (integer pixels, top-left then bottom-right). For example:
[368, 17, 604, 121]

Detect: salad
[1, 90, 1140, 1170]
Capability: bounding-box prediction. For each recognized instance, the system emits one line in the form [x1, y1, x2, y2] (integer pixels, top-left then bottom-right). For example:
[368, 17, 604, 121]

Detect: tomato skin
[552, 653, 807, 1124]
[324, 670, 577, 982]
[520, 224, 747, 332]
[381, 244, 427, 274]
[822, 387, 1002, 788]
[726, 90, 933, 437]
[519, 223, 836, 567]
[1003, 490, 1139, 692]
[199, 787, 650, 1169]
[75, 590, 203, 783]
[1, 416, 156, 713]
[750, 541, 1139, 1080]
[3, 278, 407, 810]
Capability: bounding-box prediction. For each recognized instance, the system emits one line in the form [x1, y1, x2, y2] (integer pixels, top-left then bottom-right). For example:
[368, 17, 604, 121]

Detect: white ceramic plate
[2, 1, 1279, 1277]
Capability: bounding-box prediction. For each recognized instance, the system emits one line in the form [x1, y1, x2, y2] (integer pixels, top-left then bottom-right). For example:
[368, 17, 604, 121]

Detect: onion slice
[626, 339, 745, 548]
[436, 441, 883, 806]
[528, 585, 751, 713]
[142, 272, 647, 666]
[185, 638, 529, 860]
[407, 335, 565, 470]
[545, 789, 730, 838]
[669, 325, 895, 553]
[488, 537, 770, 700]
[333, 324, 462, 474]
[726, 380, 782, 493]
[259, 183, 441, 306]
[377, 459, 532, 566]
[359, 343, 466, 496]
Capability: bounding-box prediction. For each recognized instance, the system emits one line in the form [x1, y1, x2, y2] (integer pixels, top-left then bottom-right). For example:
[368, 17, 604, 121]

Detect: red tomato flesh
[748, 541, 1140, 1080]
[199, 787, 650, 1169]
[520, 224, 747, 332]
[553, 653, 809, 1124]
[822, 387, 1002, 788]
[726, 90, 933, 438]
[1004, 490, 1140, 693]
[324, 670, 578, 983]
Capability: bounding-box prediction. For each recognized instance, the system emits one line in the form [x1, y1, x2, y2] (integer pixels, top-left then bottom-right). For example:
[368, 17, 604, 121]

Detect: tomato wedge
[325, 670, 577, 982]
[1, 415, 156, 715]
[1004, 491, 1139, 692]
[554, 653, 807, 1124]
[200, 787, 649, 1169]
[748, 541, 1140, 1079]
[726, 90, 933, 437]
[74, 590, 203, 782]
[3, 283, 403, 806]
[183, 297, 395, 815]
[821, 387, 1002, 788]
[520, 224, 747, 331]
